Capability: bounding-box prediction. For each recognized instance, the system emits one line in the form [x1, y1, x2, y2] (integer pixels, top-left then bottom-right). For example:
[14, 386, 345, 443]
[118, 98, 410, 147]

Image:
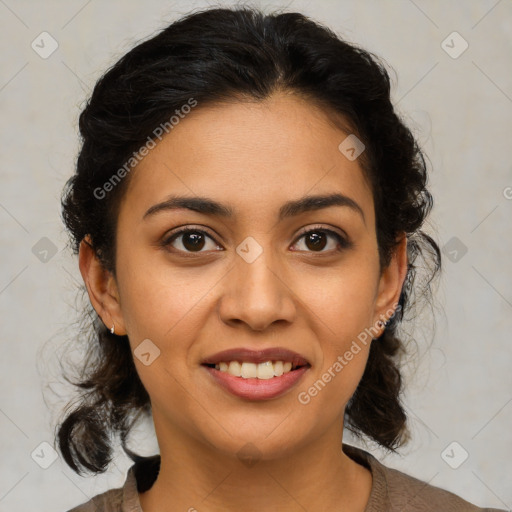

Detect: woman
[58, 6, 505, 511]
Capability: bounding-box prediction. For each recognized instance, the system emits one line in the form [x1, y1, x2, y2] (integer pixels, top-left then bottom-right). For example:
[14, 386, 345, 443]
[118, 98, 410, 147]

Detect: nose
[217, 247, 297, 332]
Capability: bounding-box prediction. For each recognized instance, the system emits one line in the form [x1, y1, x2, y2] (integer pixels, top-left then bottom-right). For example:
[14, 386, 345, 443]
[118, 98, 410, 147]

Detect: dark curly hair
[57, 5, 441, 475]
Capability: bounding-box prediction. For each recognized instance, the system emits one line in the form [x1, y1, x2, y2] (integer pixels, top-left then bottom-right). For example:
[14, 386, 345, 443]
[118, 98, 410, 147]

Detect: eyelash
[160, 224, 352, 255]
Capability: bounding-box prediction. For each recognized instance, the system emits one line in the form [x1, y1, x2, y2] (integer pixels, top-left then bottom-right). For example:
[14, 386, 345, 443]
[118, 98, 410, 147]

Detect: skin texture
[79, 90, 408, 511]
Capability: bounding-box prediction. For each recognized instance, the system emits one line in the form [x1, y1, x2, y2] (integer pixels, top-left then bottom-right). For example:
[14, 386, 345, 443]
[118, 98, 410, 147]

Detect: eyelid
[294, 224, 348, 242]
[165, 224, 218, 238]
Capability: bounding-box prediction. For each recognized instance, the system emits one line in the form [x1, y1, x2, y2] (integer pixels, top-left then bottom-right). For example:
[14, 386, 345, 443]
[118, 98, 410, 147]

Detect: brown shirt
[67, 444, 506, 511]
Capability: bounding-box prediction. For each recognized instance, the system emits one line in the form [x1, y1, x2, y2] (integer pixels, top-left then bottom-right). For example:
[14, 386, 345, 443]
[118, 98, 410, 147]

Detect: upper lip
[202, 347, 310, 367]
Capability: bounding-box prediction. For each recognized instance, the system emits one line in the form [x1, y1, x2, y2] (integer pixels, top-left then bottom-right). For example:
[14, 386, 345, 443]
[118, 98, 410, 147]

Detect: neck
[138, 419, 372, 512]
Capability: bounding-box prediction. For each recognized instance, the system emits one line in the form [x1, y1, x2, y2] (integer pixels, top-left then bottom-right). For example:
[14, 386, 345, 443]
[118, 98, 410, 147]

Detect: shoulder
[65, 455, 160, 512]
[376, 461, 503, 511]
[66, 488, 123, 512]
[343, 444, 507, 512]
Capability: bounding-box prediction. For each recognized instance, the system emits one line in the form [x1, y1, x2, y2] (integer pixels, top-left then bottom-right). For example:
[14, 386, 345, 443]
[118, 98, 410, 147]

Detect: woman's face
[87, 91, 406, 461]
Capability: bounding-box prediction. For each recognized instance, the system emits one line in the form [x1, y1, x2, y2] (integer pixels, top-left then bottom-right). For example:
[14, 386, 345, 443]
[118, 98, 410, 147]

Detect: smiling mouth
[202, 360, 310, 380]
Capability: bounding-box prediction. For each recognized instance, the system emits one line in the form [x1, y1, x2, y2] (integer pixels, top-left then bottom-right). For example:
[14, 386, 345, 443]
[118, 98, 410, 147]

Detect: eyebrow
[143, 192, 365, 224]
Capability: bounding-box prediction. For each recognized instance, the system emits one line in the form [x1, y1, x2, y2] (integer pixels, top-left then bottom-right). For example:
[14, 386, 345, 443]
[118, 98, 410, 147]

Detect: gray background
[0, 1, 511, 511]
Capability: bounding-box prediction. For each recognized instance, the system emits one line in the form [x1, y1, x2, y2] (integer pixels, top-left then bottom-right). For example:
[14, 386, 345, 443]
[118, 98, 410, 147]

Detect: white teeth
[241, 362, 258, 378]
[257, 361, 274, 380]
[273, 360, 284, 377]
[228, 361, 241, 376]
[214, 360, 298, 379]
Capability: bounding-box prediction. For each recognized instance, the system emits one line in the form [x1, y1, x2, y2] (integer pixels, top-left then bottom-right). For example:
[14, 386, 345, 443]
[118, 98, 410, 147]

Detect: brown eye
[163, 228, 222, 253]
[292, 228, 351, 253]
[304, 231, 328, 251]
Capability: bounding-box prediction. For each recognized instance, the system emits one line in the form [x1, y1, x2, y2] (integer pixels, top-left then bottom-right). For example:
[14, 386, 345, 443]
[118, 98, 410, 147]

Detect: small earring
[110, 323, 115, 335]
[374, 320, 386, 340]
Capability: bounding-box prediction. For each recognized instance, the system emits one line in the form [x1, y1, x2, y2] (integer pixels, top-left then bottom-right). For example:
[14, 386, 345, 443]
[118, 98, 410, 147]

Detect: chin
[193, 419, 313, 463]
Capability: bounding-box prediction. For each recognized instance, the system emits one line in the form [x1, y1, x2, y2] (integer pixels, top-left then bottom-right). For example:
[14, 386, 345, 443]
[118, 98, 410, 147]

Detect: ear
[78, 235, 127, 335]
[373, 233, 408, 334]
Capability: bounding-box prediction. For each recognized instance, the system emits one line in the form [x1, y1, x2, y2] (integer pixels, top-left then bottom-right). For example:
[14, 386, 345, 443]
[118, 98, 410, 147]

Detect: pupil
[306, 232, 326, 251]
[183, 232, 205, 251]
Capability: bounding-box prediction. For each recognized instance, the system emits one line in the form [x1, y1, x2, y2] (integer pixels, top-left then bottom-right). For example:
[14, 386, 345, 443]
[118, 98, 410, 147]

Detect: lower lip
[203, 365, 309, 401]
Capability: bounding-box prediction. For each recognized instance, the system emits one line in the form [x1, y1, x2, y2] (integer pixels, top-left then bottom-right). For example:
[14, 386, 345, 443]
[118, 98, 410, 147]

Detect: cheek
[117, 248, 218, 342]
[115, 250, 228, 390]
[292, 260, 377, 413]
[295, 259, 379, 339]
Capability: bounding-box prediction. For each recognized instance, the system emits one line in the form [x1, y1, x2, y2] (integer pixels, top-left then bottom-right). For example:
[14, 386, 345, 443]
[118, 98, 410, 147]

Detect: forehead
[120, 92, 374, 226]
